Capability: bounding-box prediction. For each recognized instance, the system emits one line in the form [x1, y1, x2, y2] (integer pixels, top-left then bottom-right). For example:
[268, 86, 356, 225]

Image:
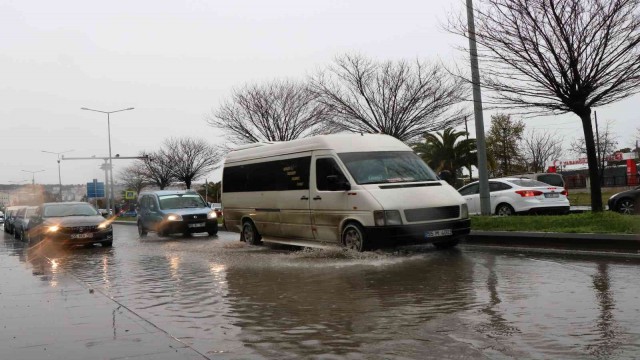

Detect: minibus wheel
[433, 237, 460, 250]
[342, 222, 367, 252]
[242, 220, 262, 245]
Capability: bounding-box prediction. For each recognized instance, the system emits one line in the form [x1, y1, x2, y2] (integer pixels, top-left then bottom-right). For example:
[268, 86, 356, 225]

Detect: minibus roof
[225, 134, 411, 163]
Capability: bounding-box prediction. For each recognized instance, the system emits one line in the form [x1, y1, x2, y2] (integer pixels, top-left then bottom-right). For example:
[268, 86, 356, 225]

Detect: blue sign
[87, 180, 105, 198]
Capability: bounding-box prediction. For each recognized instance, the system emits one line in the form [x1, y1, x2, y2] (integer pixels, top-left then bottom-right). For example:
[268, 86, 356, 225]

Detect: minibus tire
[242, 220, 262, 245]
[342, 222, 367, 252]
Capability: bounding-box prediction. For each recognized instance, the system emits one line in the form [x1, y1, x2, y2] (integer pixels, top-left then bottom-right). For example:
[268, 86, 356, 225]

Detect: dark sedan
[28, 202, 114, 247]
[607, 186, 640, 215]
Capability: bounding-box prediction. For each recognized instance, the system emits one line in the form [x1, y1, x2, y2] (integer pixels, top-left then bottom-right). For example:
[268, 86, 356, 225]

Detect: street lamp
[21, 169, 45, 185]
[42, 149, 73, 201]
[81, 107, 134, 215]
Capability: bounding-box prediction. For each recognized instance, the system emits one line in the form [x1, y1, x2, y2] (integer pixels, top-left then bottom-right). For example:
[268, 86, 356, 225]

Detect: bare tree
[208, 80, 331, 145]
[118, 162, 149, 194]
[486, 114, 526, 176]
[311, 54, 468, 143]
[163, 137, 221, 189]
[522, 130, 564, 173]
[451, 0, 640, 211]
[570, 120, 619, 179]
[141, 150, 175, 190]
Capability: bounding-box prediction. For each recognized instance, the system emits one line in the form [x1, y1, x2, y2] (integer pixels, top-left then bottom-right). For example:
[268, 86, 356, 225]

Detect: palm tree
[413, 128, 477, 186]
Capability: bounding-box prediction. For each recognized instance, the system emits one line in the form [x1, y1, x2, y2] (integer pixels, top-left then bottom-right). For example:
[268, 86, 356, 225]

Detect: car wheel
[101, 241, 113, 247]
[207, 229, 218, 236]
[14, 229, 20, 240]
[617, 198, 635, 215]
[20, 229, 26, 242]
[433, 237, 461, 250]
[496, 203, 515, 216]
[342, 222, 367, 252]
[138, 222, 147, 237]
[242, 220, 262, 245]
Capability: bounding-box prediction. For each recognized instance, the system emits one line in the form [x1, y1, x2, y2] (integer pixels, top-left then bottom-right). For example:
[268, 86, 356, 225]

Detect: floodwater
[2, 224, 640, 359]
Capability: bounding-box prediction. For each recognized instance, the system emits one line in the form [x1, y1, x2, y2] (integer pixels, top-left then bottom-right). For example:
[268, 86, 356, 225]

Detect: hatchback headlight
[207, 210, 217, 219]
[167, 214, 183, 221]
[461, 203, 469, 219]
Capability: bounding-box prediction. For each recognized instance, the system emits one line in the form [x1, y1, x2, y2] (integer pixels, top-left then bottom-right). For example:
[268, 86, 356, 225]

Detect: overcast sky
[1, 0, 638, 185]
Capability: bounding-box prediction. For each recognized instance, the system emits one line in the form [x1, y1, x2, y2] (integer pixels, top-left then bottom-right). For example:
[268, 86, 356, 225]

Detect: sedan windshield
[43, 204, 99, 217]
[159, 194, 207, 210]
[338, 151, 438, 185]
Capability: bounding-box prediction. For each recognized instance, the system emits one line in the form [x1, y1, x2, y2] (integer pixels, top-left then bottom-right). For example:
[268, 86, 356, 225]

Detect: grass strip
[471, 212, 639, 235]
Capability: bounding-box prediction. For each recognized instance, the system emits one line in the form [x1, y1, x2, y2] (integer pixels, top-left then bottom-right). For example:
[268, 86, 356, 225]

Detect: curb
[466, 230, 639, 254]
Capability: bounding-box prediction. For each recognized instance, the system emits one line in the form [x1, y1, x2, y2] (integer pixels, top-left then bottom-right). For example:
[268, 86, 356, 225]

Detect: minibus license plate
[188, 223, 205, 228]
[425, 229, 452, 239]
[71, 233, 93, 239]
[545, 193, 559, 198]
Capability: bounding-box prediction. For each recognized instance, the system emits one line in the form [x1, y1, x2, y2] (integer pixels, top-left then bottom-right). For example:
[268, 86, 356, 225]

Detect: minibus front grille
[404, 206, 460, 222]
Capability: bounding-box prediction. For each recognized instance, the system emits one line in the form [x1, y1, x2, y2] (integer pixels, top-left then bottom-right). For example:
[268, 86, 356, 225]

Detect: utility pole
[465, 116, 472, 181]
[466, 0, 491, 215]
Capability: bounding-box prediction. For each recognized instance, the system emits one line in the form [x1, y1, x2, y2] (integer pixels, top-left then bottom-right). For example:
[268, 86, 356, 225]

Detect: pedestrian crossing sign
[125, 191, 136, 200]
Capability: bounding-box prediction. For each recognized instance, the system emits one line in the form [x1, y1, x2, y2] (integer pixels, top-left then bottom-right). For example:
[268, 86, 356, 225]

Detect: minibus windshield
[339, 151, 438, 185]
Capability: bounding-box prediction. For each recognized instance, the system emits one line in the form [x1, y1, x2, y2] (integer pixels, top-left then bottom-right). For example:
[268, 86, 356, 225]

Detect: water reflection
[476, 254, 520, 337]
[588, 262, 621, 358]
[224, 250, 476, 359]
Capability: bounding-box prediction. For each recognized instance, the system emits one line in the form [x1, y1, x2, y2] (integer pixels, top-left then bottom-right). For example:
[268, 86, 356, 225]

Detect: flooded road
[2, 224, 640, 359]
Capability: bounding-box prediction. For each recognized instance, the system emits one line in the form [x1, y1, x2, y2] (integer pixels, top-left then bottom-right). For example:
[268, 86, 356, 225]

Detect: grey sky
[1, 0, 638, 185]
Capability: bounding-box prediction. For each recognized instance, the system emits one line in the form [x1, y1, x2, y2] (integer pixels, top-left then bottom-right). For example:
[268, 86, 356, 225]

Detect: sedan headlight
[373, 210, 403, 226]
[98, 222, 112, 230]
[207, 210, 217, 219]
[461, 203, 469, 219]
[167, 214, 183, 221]
[47, 225, 60, 233]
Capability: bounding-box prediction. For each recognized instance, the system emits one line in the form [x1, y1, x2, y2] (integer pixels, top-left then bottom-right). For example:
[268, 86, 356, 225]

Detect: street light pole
[21, 169, 45, 185]
[81, 107, 134, 215]
[42, 149, 73, 201]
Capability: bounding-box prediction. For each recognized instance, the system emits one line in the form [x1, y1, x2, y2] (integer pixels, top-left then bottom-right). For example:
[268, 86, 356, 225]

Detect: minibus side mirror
[327, 175, 351, 191]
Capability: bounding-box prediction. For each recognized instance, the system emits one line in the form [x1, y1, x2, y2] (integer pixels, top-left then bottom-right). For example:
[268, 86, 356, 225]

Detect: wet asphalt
[1, 224, 640, 359]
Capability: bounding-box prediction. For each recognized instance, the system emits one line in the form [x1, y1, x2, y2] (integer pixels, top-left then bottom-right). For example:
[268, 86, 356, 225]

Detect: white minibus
[221, 134, 470, 251]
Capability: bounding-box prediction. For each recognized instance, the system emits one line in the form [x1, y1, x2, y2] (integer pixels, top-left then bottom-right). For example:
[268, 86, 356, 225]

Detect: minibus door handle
[300, 196, 309, 200]
[313, 196, 322, 200]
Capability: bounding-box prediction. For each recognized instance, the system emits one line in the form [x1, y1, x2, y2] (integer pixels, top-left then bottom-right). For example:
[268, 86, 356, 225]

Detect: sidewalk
[466, 230, 639, 254]
[0, 250, 207, 360]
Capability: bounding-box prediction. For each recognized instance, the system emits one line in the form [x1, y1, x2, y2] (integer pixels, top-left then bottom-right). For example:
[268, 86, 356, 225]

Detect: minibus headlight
[384, 210, 403, 225]
[461, 203, 469, 219]
[167, 214, 183, 221]
[373, 210, 403, 226]
[207, 210, 217, 219]
[374, 211, 386, 226]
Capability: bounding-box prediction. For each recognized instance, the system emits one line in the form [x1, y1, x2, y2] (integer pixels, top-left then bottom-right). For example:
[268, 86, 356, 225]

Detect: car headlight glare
[98, 222, 112, 230]
[207, 210, 217, 219]
[167, 214, 182, 221]
[461, 203, 469, 219]
[47, 225, 60, 233]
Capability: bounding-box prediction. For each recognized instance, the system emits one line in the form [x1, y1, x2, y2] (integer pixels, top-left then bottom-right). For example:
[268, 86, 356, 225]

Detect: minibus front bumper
[364, 218, 470, 245]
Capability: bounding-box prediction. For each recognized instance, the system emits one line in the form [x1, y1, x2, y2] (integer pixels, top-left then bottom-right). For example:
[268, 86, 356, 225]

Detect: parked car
[119, 209, 138, 217]
[607, 186, 640, 215]
[137, 190, 218, 237]
[27, 202, 113, 247]
[457, 177, 570, 216]
[4, 206, 27, 234]
[13, 206, 38, 241]
[514, 173, 568, 194]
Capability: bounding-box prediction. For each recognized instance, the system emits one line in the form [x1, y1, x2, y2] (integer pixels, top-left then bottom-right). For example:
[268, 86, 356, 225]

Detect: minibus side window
[316, 158, 347, 191]
[223, 156, 311, 192]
